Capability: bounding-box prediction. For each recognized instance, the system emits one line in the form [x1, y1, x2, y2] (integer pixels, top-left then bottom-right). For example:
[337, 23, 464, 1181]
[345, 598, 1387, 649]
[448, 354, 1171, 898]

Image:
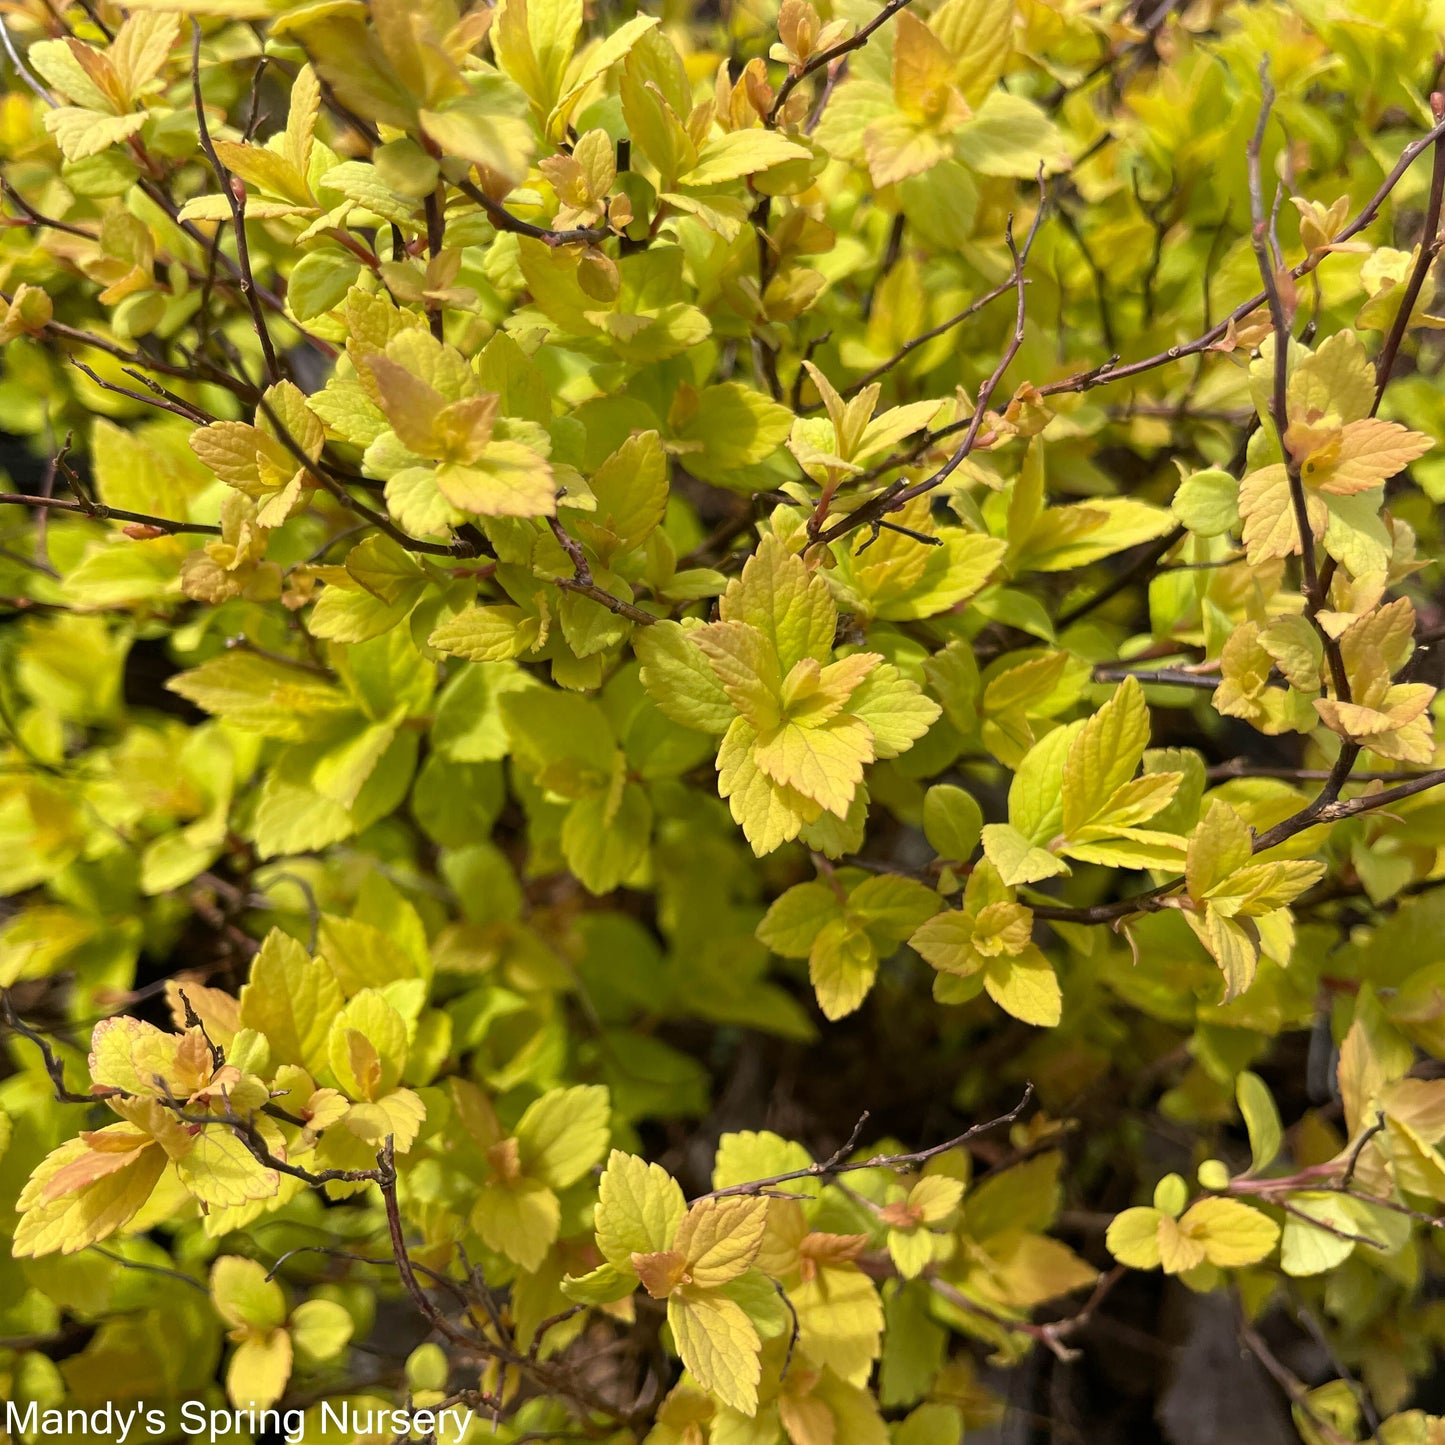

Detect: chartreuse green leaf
[238, 930, 343, 1078]
[758, 872, 938, 1020]
[212, 1257, 292, 1408]
[582, 1154, 770, 1410]
[516, 1084, 611, 1189]
[592, 1150, 686, 1269]
[1236, 1072, 1282, 1175]
[210, 1256, 352, 1407]
[1181, 801, 1325, 998]
[471, 1085, 612, 1271]
[922, 785, 983, 862]
[911, 861, 1061, 1026]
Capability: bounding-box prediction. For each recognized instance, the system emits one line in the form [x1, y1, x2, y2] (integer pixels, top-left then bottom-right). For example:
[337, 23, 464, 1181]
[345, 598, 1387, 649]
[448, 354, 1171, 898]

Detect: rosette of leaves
[570, 1151, 772, 1413]
[13, 1015, 281, 1258]
[875, 1173, 964, 1279]
[978, 675, 1187, 887]
[1238, 330, 1433, 573]
[210, 1256, 353, 1409]
[190, 381, 325, 529]
[354, 329, 558, 524]
[423, 427, 708, 688]
[786, 364, 948, 519]
[452, 1081, 610, 1272]
[1105, 1172, 1279, 1283]
[810, 0, 1066, 190]
[1179, 801, 1326, 999]
[910, 859, 1060, 1026]
[28, 12, 179, 163]
[757, 870, 940, 1020]
[704, 1131, 884, 1392]
[637, 534, 939, 855]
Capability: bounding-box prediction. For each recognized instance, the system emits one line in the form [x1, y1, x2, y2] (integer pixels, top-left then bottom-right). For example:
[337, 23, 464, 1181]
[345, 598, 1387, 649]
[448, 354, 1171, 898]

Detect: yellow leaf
[289, 1298, 353, 1363]
[1288, 328, 1374, 424]
[716, 717, 819, 856]
[752, 716, 875, 818]
[669, 1289, 763, 1416]
[1386, 1117, 1445, 1199]
[212, 141, 313, 207]
[1061, 675, 1151, 837]
[212, 1256, 288, 1331]
[808, 921, 877, 1021]
[891, 11, 964, 125]
[846, 663, 941, 758]
[908, 1175, 964, 1225]
[678, 130, 811, 187]
[695, 621, 784, 730]
[43, 108, 148, 162]
[341, 1087, 427, 1153]
[238, 929, 343, 1076]
[109, 12, 180, 102]
[13, 1134, 167, 1257]
[675, 1197, 770, 1286]
[983, 948, 1061, 1027]
[226, 1328, 293, 1410]
[165, 980, 242, 1048]
[980, 823, 1069, 887]
[175, 1118, 280, 1207]
[327, 990, 408, 1101]
[89, 1015, 191, 1097]
[1179, 1197, 1279, 1267]
[285, 62, 321, 177]
[435, 442, 557, 519]
[1238, 464, 1325, 564]
[863, 113, 952, 188]
[1279, 1194, 1361, 1277]
[1185, 800, 1253, 902]
[792, 1267, 883, 1387]
[596, 1149, 686, 1268]
[1156, 1215, 1207, 1274]
[932, 0, 1013, 105]
[515, 1083, 611, 1190]
[720, 534, 836, 677]
[1105, 1206, 1163, 1269]
[1304, 417, 1433, 495]
[980, 1230, 1098, 1307]
[1189, 907, 1259, 1001]
[472, 1178, 562, 1271]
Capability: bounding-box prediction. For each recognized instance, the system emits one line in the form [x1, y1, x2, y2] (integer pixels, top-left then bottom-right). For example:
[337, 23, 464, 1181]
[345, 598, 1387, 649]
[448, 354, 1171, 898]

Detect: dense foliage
[4, 0, 1445, 1439]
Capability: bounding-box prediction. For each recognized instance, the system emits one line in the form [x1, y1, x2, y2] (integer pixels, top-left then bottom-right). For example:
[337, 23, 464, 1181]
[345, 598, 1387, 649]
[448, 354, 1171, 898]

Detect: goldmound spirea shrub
[2, 0, 1445, 1439]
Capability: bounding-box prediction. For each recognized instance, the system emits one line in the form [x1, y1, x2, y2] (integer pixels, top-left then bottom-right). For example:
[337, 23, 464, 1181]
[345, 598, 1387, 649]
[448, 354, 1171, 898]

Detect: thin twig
[546, 516, 656, 624]
[695, 1087, 1032, 1201]
[817, 182, 1048, 547]
[1372, 91, 1445, 412]
[88, 1246, 209, 1293]
[0, 15, 55, 106]
[1, 991, 120, 1102]
[0, 492, 221, 537]
[190, 21, 281, 383]
[841, 270, 1025, 398]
